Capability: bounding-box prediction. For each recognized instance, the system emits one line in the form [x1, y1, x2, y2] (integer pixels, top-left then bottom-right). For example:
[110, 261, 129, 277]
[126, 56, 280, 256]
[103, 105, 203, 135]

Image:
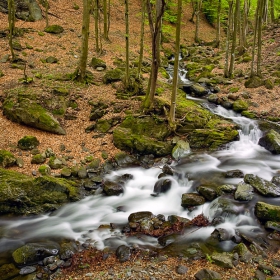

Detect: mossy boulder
[0, 150, 17, 168]
[244, 76, 264, 88]
[258, 129, 280, 154]
[44, 25, 64, 34]
[12, 242, 60, 266]
[0, 168, 80, 215]
[31, 153, 46, 164]
[103, 68, 124, 84]
[45, 56, 58, 63]
[113, 116, 173, 157]
[38, 164, 51, 175]
[187, 83, 208, 97]
[0, 263, 19, 280]
[181, 193, 205, 207]
[18, 135, 39, 150]
[232, 100, 249, 112]
[3, 98, 65, 135]
[255, 201, 280, 222]
[90, 57, 106, 69]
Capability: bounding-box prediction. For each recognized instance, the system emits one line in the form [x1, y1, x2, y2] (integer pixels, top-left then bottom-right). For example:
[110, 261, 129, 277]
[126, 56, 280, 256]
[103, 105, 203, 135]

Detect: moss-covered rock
[0, 263, 19, 280]
[0, 150, 17, 168]
[241, 111, 256, 119]
[244, 76, 264, 88]
[258, 129, 280, 154]
[255, 201, 280, 222]
[0, 168, 80, 215]
[3, 98, 65, 135]
[45, 56, 58, 63]
[44, 25, 64, 34]
[38, 164, 51, 175]
[31, 153, 46, 164]
[18, 135, 39, 150]
[90, 57, 106, 69]
[181, 193, 205, 207]
[233, 100, 249, 112]
[103, 68, 124, 84]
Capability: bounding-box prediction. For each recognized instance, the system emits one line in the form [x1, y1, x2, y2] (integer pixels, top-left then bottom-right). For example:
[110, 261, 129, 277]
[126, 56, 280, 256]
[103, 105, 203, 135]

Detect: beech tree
[143, 0, 166, 110]
[94, 0, 101, 53]
[194, 0, 202, 43]
[103, 0, 110, 40]
[8, 0, 15, 61]
[125, 0, 130, 87]
[39, 0, 50, 28]
[138, 0, 146, 79]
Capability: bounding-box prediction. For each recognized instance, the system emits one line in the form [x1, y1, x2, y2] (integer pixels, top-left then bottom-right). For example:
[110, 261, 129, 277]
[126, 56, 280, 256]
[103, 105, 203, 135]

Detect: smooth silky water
[1, 98, 280, 261]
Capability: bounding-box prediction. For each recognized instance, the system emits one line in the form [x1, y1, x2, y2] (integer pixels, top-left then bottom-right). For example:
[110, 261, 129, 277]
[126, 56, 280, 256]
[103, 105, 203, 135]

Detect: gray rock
[197, 186, 217, 201]
[234, 182, 254, 201]
[181, 193, 205, 207]
[211, 252, 233, 268]
[189, 83, 208, 97]
[19, 266, 36, 275]
[0, 150, 17, 167]
[233, 243, 253, 263]
[116, 245, 131, 262]
[31, 153, 46, 164]
[211, 228, 233, 241]
[128, 211, 154, 223]
[153, 179, 172, 194]
[255, 269, 267, 280]
[172, 140, 191, 160]
[176, 265, 188, 275]
[102, 180, 123, 196]
[194, 268, 222, 280]
[225, 169, 244, 178]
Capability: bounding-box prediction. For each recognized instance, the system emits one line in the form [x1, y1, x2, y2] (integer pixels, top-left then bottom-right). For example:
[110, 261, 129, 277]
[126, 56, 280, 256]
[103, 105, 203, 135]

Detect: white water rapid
[1, 101, 280, 257]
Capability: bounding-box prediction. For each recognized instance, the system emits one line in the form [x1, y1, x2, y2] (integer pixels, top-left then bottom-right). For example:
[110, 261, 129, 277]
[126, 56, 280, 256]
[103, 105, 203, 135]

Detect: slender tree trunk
[215, 0, 221, 47]
[94, 0, 100, 53]
[242, 0, 249, 48]
[194, 0, 202, 43]
[257, 0, 264, 76]
[138, 0, 146, 79]
[251, 0, 260, 77]
[125, 0, 129, 87]
[169, 0, 182, 128]
[270, 0, 275, 23]
[8, 0, 15, 61]
[228, 0, 240, 77]
[224, 0, 233, 78]
[143, 0, 166, 110]
[190, 0, 196, 23]
[103, 0, 109, 40]
[76, 0, 91, 81]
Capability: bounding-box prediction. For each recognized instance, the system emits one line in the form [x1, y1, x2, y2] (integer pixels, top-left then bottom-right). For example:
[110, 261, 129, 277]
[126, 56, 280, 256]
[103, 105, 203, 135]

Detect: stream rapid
[1, 97, 280, 259]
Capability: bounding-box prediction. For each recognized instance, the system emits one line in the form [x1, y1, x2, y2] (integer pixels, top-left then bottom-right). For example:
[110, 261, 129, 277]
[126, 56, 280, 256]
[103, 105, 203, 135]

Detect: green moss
[38, 164, 51, 175]
[229, 87, 239, 93]
[18, 135, 39, 150]
[44, 25, 64, 34]
[233, 100, 249, 112]
[241, 111, 256, 119]
[0, 150, 17, 168]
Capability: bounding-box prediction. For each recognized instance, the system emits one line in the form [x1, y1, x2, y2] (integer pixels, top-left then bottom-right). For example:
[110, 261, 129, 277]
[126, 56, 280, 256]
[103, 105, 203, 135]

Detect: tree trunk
[103, 0, 109, 40]
[257, 0, 264, 76]
[224, 0, 233, 78]
[251, 0, 260, 77]
[125, 0, 129, 87]
[143, 0, 166, 110]
[76, 0, 91, 82]
[138, 0, 146, 79]
[194, 0, 202, 43]
[228, 0, 240, 77]
[8, 0, 15, 61]
[215, 0, 221, 48]
[94, 0, 100, 53]
[270, 0, 275, 23]
[169, 0, 182, 128]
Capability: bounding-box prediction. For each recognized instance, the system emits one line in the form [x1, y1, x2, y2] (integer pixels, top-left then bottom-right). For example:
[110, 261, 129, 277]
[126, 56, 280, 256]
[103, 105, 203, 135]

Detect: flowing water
[1, 95, 280, 261]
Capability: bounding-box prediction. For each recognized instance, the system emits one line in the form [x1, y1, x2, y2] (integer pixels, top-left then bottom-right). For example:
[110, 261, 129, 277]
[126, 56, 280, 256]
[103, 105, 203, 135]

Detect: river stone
[181, 193, 205, 207]
[233, 243, 253, 263]
[197, 186, 217, 201]
[0, 150, 17, 168]
[116, 245, 131, 262]
[189, 83, 208, 97]
[216, 184, 236, 195]
[18, 135, 39, 150]
[0, 263, 20, 280]
[114, 152, 139, 168]
[255, 201, 280, 222]
[258, 130, 280, 154]
[128, 211, 154, 223]
[194, 268, 222, 280]
[153, 178, 172, 194]
[265, 221, 280, 232]
[172, 140, 190, 160]
[211, 252, 233, 268]
[225, 169, 244, 178]
[3, 99, 65, 135]
[102, 180, 123, 196]
[244, 174, 280, 197]
[232, 99, 249, 112]
[234, 182, 254, 201]
[211, 228, 233, 241]
[12, 242, 60, 266]
[19, 265, 36, 275]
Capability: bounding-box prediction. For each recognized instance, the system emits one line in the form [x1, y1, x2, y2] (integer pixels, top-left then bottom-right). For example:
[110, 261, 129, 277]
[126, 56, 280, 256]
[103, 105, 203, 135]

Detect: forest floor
[0, 0, 280, 279]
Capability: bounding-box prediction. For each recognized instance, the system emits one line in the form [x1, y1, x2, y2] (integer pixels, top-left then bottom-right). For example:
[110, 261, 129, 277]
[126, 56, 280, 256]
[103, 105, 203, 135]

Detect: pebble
[176, 265, 188, 275]
[19, 266, 36, 275]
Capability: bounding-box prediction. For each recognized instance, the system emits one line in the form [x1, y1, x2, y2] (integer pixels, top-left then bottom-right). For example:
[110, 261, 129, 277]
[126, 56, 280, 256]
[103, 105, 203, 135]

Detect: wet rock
[114, 152, 139, 167]
[265, 221, 280, 232]
[194, 268, 222, 280]
[116, 245, 131, 262]
[172, 140, 191, 160]
[19, 266, 36, 275]
[77, 166, 88, 179]
[225, 169, 244, 178]
[102, 180, 124, 196]
[255, 202, 280, 222]
[189, 83, 208, 97]
[272, 175, 280, 186]
[168, 215, 190, 225]
[216, 184, 236, 195]
[244, 174, 280, 197]
[153, 179, 172, 194]
[211, 252, 233, 268]
[211, 216, 225, 226]
[0, 263, 19, 280]
[181, 193, 205, 207]
[12, 242, 60, 266]
[259, 130, 280, 154]
[211, 228, 234, 241]
[197, 186, 217, 201]
[0, 149, 17, 167]
[162, 164, 174, 176]
[128, 211, 154, 223]
[234, 182, 254, 201]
